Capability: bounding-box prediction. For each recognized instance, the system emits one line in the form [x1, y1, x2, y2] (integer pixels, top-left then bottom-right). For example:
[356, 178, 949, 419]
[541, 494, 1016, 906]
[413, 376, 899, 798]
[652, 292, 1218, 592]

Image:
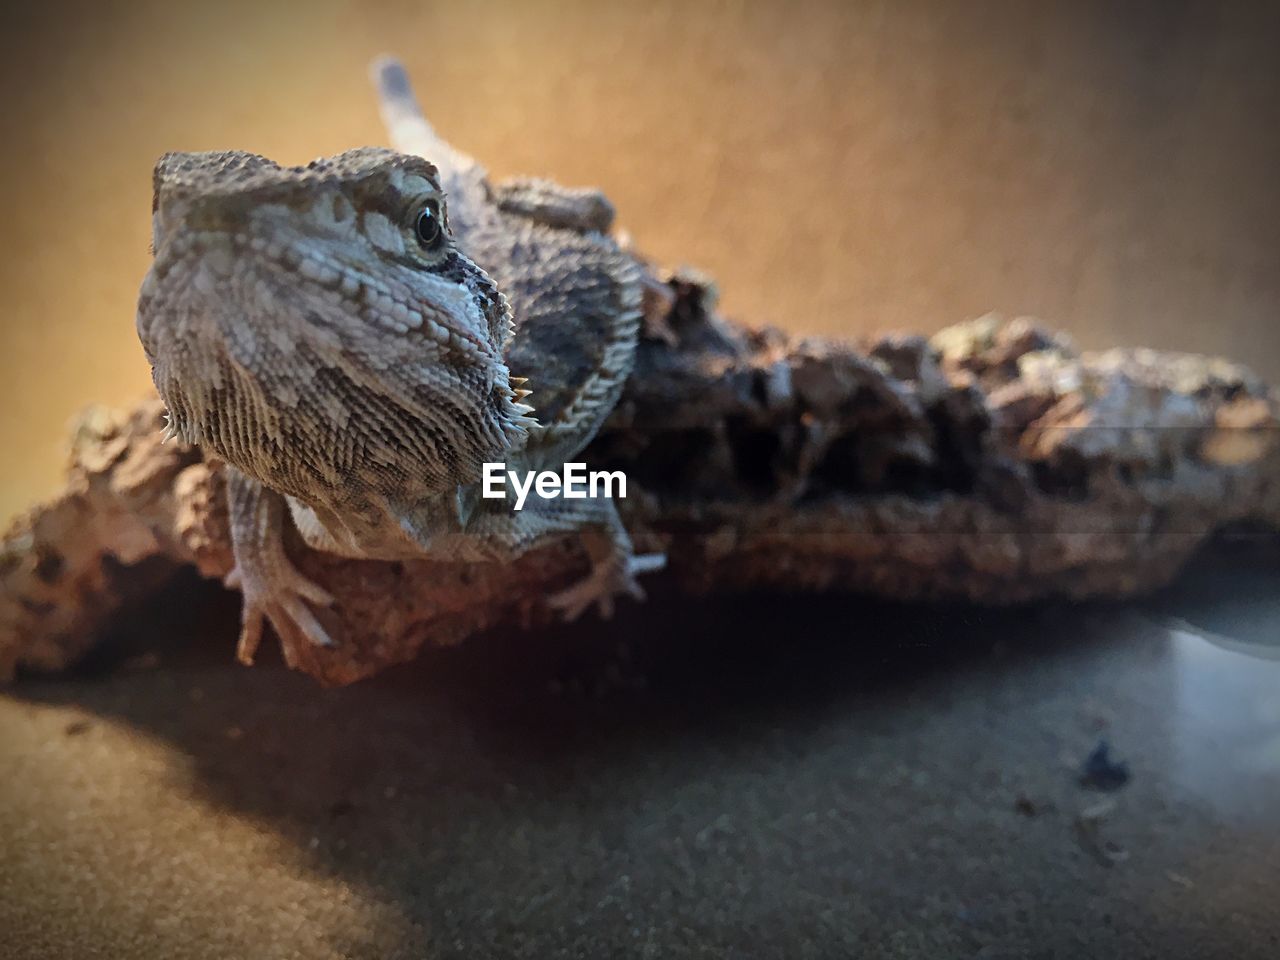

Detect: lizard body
[137, 59, 663, 663]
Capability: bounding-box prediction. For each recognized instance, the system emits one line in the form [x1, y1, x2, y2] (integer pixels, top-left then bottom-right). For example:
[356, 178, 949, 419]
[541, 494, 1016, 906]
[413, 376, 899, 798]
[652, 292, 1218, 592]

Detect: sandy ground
[2, 539, 1278, 959]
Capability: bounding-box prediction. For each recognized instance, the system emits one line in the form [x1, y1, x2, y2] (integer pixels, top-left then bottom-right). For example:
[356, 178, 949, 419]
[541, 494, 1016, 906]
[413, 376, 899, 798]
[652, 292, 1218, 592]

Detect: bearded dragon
[136, 57, 664, 664]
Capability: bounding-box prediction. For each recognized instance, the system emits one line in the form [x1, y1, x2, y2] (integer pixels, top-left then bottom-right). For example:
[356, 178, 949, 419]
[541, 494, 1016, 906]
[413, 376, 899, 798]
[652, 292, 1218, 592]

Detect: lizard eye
[415, 201, 444, 250]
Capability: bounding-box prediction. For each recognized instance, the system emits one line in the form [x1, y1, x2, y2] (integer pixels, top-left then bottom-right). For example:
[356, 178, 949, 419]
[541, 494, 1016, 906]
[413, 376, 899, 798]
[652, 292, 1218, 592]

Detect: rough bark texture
[3, 275, 1278, 685]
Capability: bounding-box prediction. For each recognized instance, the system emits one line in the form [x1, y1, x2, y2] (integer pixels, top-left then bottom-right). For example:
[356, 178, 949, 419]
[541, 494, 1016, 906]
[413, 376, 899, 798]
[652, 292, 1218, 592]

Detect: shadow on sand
[7, 535, 1280, 957]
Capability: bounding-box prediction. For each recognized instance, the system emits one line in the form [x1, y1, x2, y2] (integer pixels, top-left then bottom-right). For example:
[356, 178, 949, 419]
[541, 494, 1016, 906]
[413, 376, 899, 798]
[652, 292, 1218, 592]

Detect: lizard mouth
[147, 227, 508, 360]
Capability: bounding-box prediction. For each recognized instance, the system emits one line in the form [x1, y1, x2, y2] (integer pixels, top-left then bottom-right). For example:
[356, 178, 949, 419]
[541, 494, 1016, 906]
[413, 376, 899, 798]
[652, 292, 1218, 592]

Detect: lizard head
[138, 147, 535, 507]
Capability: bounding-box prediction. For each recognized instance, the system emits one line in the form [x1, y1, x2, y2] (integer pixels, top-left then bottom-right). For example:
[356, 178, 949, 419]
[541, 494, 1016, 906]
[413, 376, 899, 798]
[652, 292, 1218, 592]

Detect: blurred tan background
[1, 0, 1277, 522]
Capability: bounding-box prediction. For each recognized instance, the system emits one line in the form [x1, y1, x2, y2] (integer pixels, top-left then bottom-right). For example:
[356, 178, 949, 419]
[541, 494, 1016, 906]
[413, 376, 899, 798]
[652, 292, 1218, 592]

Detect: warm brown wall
[2, 0, 1277, 520]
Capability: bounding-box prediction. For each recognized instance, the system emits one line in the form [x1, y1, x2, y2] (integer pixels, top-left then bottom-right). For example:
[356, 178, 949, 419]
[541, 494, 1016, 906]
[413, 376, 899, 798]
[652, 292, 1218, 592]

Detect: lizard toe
[547, 550, 666, 622]
[232, 561, 336, 665]
[235, 607, 267, 666]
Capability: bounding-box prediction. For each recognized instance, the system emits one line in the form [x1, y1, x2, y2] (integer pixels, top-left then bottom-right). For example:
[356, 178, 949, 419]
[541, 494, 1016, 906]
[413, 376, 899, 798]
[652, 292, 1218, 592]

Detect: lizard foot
[224, 560, 336, 665]
[548, 552, 666, 622]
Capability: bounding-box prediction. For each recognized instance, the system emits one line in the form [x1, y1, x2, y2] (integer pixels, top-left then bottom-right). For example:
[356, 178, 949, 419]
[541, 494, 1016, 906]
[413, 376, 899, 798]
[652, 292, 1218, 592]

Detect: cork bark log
[3, 274, 1278, 685]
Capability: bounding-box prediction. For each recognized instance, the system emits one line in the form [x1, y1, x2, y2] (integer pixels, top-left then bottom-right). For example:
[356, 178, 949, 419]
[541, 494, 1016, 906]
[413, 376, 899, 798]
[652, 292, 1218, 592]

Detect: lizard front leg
[465, 493, 665, 621]
[224, 467, 336, 664]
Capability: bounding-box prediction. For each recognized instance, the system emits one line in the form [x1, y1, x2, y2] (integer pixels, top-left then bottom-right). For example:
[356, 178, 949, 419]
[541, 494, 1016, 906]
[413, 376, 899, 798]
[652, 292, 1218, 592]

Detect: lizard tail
[370, 55, 491, 224]
[370, 55, 443, 157]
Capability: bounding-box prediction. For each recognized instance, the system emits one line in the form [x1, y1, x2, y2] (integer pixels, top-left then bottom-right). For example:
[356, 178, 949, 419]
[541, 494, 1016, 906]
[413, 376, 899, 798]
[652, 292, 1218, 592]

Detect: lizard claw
[225, 560, 336, 665]
[548, 552, 666, 622]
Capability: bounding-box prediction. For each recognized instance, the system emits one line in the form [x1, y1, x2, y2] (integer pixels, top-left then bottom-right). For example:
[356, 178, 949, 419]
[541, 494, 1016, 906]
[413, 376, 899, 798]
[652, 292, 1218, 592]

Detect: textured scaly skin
[136, 60, 662, 663]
